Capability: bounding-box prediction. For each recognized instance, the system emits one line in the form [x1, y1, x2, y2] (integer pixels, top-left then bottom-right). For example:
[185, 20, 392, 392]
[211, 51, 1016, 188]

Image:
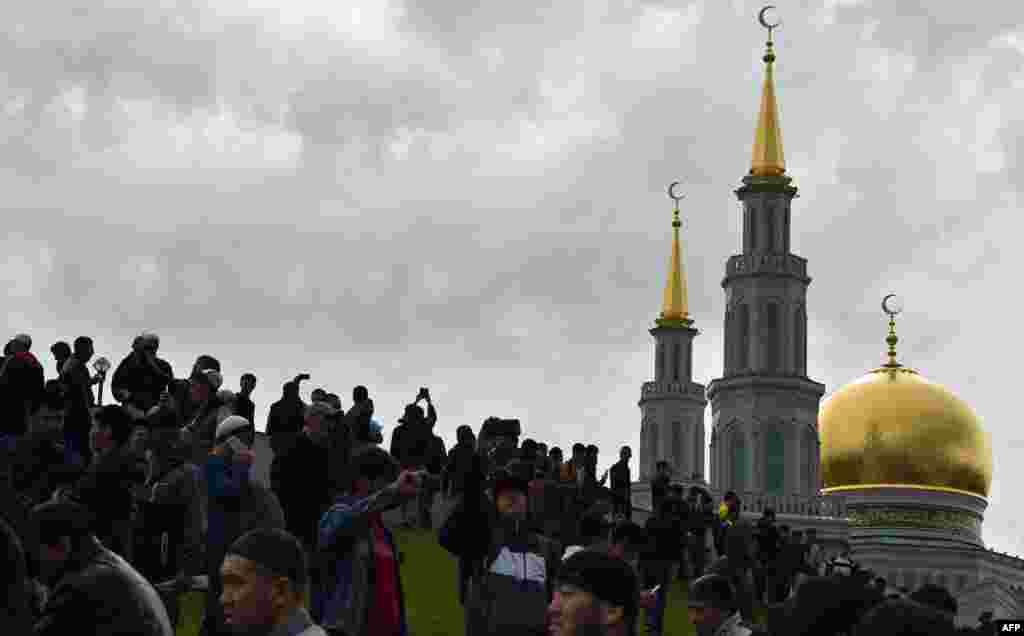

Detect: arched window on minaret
[672, 422, 682, 472]
[747, 205, 757, 252]
[724, 310, 735, 375]
[761, 302, 781, 373]
[763, 207, 775, 253]
[736, 304, 750, 372]
[672, 343, 681, 381]
[656, 345, 665, 381]
[649, 420, 659, 471]
[804, 429, 817, 493]
[795, 305, 807, 376]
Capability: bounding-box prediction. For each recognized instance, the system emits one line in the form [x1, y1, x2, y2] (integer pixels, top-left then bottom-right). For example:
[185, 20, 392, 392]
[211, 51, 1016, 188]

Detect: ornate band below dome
[848, 508, 980, 534]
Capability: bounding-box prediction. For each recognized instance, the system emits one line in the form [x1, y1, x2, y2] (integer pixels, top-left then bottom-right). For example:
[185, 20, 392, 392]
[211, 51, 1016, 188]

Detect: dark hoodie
[443, 426, 479, 497]
[0, 350, 45, 436]
[440, 462, 560, 636]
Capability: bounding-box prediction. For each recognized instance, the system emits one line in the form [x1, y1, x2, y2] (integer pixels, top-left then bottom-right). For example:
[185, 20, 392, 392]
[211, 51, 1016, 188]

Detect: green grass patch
[396, 527, 697, 636]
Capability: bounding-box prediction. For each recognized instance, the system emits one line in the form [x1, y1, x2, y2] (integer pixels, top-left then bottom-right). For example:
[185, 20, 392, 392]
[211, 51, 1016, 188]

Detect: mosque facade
[633, 17, 1024, 624]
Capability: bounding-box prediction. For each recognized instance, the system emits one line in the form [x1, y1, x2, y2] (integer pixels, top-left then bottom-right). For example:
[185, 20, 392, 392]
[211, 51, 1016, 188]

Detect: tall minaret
[638, 185, 708, 481]
[707, 12, 826, 499]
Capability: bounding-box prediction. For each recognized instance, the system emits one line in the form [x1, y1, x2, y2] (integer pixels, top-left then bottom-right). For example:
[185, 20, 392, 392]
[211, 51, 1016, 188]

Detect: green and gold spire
[750, 12, 786, 177]
[656, 186, 692, 328]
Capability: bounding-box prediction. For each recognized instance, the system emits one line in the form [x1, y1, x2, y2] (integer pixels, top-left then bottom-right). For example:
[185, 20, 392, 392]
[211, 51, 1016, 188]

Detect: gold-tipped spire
[657, 182, 691, 328]
[750, 7, 786, 177]
[881, 294, 903, 368]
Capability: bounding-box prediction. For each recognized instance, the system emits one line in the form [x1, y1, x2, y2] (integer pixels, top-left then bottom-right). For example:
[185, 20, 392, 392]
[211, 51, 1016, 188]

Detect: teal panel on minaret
[733, 441, 749, 491]
[766, 430, 786, 495]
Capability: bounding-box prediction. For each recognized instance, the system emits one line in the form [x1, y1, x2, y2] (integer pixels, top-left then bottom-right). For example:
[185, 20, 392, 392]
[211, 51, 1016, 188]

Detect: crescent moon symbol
[667, 181, 684, 201]
[882, 294, 901, 315]
[758, 5, 781, 29]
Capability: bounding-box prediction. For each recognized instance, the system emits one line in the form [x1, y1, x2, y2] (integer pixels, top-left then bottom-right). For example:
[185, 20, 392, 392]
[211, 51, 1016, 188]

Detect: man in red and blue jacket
[313, 447, 422, 636]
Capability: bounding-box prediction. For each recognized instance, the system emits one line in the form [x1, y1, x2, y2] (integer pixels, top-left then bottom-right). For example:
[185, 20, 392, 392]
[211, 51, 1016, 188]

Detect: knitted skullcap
[559, 549, 639, 618]
[227, 528, 307, 589]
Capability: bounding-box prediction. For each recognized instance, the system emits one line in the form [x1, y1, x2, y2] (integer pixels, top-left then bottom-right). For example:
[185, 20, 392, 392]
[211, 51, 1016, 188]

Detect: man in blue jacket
[201, 415, 285, 636]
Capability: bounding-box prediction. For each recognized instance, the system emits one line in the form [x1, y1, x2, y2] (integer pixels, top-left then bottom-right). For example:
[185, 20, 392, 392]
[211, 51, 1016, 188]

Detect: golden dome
[820, 365, 993, 498]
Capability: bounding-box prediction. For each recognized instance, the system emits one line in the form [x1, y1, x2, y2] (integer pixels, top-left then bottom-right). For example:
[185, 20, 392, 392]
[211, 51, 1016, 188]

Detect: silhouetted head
[72, 337, 94, 362]
[50, 341, 71, 364]
[240, 373, 257, 395]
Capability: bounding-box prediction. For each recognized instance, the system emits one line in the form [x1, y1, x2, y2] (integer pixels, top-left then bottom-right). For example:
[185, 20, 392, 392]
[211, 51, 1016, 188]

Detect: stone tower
[706, 29, 826, 499]
[638, 191, 708, 482]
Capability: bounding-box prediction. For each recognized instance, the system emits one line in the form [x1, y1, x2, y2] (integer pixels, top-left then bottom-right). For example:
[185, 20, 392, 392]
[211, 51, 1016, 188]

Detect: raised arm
[318, 481, 410, 550]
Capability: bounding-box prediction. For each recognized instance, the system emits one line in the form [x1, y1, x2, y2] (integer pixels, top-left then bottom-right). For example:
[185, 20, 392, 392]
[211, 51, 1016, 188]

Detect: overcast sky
[3, 0, 1022, 555]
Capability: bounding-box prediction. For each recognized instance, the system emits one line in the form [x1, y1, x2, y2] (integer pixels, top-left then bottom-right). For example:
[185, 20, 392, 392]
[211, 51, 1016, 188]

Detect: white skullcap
[562, 545, 585, 562]
[215, 415, 251, 443]
[194, 368, 223, 391]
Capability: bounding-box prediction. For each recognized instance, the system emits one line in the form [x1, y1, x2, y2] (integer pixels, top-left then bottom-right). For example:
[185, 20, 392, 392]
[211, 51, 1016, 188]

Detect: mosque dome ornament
[819, 295, 993, 498]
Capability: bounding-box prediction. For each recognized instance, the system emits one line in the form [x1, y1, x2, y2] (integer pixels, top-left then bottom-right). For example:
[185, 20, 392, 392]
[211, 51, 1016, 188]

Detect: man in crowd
[49, 341, 71, 381]
[547, 446, 564, 482]
[687, 487, 713, 580]
[390, 389, 439, 529]
[547, 549, 640, 636]
[0, 332, 45, 439]
[233, 373, 257, 439]
[267, 377, 308, 456]
[443, 424, 479, 500]
[313, 447, 423, 636]
[219, 528, 328, 636]
[345, 384, 375, 450]
[32, 499, 174, 636]
[203, 414, 286, 636]
[640, 495, 684, 636]
[535, 442, 551, 480]
[111, 332, 174, 423]
[440, 459, 561, 636]
[60, 336, 104, 466]
[483, 418, 521, 477]
[271, 401, 333, 550]
[718, 492, 755, 621]
[753, 507, 780, 604]
[649, 461, 671, 516]
[609, 446, 633, 521]
[136, 425, 204, 585]
[72, 404, 148, 562]
[182, 366, 232, 466]
[687, 574, 756, 636]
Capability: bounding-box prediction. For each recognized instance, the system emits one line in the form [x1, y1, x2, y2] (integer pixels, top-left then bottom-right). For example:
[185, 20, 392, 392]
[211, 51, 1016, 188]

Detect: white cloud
[2, 0, 1022, 559]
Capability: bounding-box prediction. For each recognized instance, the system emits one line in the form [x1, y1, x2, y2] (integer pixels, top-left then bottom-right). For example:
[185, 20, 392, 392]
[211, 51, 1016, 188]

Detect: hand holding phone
[225, 437, 246, 456]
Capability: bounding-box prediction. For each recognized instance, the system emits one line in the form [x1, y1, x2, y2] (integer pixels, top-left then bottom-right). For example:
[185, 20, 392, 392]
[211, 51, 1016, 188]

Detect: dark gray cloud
[2, 0, 1022, 556]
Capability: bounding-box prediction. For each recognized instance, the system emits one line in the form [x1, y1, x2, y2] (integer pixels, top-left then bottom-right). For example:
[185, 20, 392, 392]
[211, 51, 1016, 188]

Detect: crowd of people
[0, 331, 1006, 636]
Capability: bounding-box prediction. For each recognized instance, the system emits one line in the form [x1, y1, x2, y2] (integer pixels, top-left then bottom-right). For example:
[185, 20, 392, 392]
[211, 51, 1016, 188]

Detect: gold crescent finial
[882, 294, 904, 368]
[758, 5, 781, 45]
[667, 181, 685, 228]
